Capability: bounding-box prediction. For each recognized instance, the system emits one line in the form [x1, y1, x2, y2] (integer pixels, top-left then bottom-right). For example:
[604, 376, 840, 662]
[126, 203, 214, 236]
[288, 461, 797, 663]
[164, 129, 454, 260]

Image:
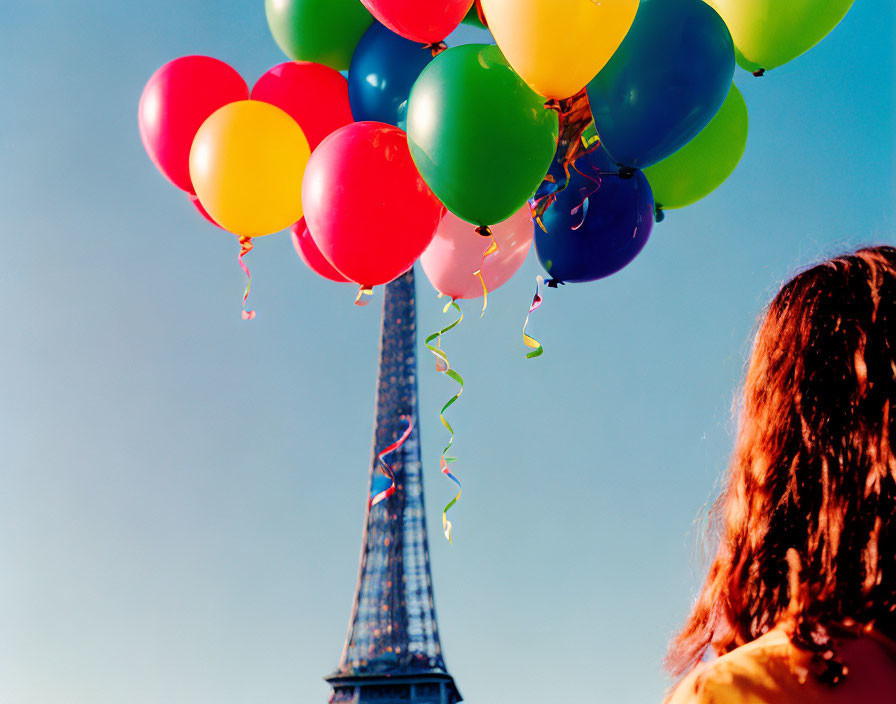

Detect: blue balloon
[586, 0, 734, 169]
[348, 23, 434, 130]
[534, 148, 654, 284]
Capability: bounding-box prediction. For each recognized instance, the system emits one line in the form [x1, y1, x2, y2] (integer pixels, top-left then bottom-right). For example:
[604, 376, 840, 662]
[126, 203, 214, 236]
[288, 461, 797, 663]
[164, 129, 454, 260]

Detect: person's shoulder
[665, 631, 795, 704]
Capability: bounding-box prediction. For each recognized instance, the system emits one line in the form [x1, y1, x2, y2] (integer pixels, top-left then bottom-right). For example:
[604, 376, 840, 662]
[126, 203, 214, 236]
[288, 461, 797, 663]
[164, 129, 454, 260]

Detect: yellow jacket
[667, 628, 896, 703]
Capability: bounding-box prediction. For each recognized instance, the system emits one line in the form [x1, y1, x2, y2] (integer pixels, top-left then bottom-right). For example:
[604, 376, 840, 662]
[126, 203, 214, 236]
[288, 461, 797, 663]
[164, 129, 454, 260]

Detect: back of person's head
[668, 245, 896, 682]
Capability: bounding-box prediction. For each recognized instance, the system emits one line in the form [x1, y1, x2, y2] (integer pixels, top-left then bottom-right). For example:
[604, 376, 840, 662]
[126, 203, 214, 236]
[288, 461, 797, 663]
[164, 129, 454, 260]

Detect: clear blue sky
[1, 2, 893, 703]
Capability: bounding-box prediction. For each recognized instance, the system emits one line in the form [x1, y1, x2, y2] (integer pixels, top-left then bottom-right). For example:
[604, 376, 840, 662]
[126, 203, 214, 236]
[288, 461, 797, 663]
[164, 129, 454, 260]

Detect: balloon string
[531, 175, 558, 234]
[238, 236, 256, 321]
[369, 416, 414, 509]
[472, 236, 499, 317]
[423, 298, 465, 542]
[531, 93, 601, 233]
[523, 276, 545, 359]
[354, 286, 374, 307]
[440, 456, 462, 544]
[531, 165, 617, 233]
[568, 161, 604, 230]
[581, 131, 600, 152]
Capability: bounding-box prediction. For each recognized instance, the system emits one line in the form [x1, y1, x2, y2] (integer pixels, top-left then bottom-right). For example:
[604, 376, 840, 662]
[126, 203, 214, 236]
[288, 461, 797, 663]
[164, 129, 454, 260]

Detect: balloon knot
[543, 98, 562, 113]
[618, 166, 636, 179]
[475, 225, 493, 238]
[753, 68, 766, 77]
[354, 286, 375, 306]
[545, 278, 564, 289]
[655, 205, 666, 223]
[425, 41, 447, 57]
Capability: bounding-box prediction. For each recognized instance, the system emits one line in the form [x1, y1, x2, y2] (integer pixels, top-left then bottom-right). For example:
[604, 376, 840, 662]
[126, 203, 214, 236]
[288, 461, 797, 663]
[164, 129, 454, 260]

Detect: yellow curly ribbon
[472, 236, 499, 317]
[354, 286, 374, 307]
[581, 131, 601, 152]
[424, 298, 465, 542]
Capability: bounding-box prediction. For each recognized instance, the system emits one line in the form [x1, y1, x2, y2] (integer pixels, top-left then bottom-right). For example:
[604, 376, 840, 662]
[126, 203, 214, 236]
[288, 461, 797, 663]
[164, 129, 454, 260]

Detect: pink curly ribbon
[369, 416, 414, 509]
[237, 236, 256, 320]
[523, 276, 545, 359]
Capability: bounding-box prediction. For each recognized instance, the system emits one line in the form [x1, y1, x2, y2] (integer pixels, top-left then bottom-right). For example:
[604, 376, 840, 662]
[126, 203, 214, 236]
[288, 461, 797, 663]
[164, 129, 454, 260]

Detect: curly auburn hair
[667, 245, 896, 682]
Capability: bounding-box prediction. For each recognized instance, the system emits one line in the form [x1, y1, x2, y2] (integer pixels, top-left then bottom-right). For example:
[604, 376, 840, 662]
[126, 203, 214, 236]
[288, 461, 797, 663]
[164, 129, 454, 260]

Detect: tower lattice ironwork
[326, 269, 461, 704]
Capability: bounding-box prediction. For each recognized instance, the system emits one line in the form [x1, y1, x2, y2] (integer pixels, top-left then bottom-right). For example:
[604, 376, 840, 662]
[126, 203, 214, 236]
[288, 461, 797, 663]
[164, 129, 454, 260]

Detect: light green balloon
[643, 83, 748, 211]
[707, 0, 854, 71]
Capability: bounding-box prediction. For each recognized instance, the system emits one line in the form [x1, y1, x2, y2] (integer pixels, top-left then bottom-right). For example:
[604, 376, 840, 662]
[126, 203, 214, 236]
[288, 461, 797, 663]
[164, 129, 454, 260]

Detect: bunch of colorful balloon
[139, 0, 854, 316]
[472, 0, 850, 285]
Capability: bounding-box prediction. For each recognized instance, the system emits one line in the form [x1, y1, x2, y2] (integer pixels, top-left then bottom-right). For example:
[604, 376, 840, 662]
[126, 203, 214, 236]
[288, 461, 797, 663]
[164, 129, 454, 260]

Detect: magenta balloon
[139, 56, 248, 193]
[189, 194, 222, 228]
[302, 122, 444, 287]
[290, 218, 351, 283]
[251, 61, 353, 151]
[359, 0, 473, 43]
[420, 207, 533, 300]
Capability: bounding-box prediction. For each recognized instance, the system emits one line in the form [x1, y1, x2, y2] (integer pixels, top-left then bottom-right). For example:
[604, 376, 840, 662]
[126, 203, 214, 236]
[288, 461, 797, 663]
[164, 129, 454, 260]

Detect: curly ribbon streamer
[531, 90, 602, 232]
[523, 276, 545, 359]
[237, 236, 256, 321]
[530, 175, 558, 235]
[581, 131, 600, 152]
[472, 236, 499, 317]
[369, 416, 414, 509]
[424, 298, 465, 542]
[440, 456, 463, 543]
[568, 160, 605, 231]
[354, 286, 374, 307]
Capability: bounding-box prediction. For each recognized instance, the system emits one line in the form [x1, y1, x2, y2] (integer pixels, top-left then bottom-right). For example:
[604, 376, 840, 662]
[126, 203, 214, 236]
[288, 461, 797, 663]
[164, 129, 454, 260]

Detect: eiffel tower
[326, 269, 462, 704]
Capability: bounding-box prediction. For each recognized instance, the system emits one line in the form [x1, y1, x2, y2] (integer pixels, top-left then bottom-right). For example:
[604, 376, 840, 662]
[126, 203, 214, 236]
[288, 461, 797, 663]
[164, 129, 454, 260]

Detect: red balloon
[359, 0, 473, 44]
[251, 62, 354, 151]
[303, 122, 444, 287]
[138, 56, 248, 194]
[189, 194, 223, 228]
[290, 218, 350, 283]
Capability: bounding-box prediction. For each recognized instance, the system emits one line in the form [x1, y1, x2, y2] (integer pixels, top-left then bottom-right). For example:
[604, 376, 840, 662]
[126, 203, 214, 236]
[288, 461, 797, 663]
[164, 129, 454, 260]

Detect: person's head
[668, 245, 896, 679]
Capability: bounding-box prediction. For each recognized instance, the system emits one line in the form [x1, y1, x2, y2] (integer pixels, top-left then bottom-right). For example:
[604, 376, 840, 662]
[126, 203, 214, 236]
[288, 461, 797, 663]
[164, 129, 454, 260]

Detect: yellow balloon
[189, 100, 310, 237]
[480, 0, 639, 100]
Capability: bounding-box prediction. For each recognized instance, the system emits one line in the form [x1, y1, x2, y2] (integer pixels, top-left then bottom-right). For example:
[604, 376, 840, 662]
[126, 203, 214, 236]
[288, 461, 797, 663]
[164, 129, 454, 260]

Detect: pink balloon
[138, 56, 248, 193]
[359, 0, 473, 44]
[303, 122, 444, 287]
[251, 62, 354, 151]
[189, 194, 222, 228]
[421, 207, 533, 300]
[290, 218, 351, 283]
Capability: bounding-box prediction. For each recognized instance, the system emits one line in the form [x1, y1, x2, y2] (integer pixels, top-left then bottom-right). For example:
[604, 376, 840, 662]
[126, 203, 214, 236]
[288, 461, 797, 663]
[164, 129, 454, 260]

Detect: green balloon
[643, 83, 748, 211]
[707, 0, 854, 72]
[407, 45, 559, 227]
[461, 6, 487, 30]
[265, 0, 372, 71]
[734, 46, 764, 76]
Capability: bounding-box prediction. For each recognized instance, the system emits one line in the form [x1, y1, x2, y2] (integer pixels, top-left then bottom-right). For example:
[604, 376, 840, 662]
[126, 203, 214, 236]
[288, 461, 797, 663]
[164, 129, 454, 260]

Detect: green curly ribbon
[424, 298, 465, 542]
